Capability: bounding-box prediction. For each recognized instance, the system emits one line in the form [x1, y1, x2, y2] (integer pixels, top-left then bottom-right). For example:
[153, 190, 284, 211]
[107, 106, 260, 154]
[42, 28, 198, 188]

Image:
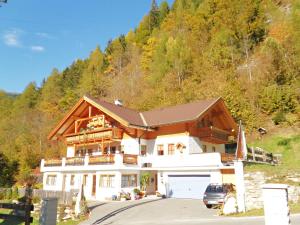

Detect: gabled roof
[87, 95, 145, 127]
[48, 95, 236, 140]
[142, 98, 220, 126]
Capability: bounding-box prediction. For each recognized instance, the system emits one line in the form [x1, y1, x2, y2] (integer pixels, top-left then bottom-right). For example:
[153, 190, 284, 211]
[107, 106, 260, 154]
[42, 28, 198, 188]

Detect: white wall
[146, 134, 190, 156]
[67, 146, 75, 157]
[121, 137, 140, 155]
[143, 134, 225, 156]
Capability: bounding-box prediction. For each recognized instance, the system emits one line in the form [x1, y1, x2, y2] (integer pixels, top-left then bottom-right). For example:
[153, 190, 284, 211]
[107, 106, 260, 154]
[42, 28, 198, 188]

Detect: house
[41, 95, 238, 200]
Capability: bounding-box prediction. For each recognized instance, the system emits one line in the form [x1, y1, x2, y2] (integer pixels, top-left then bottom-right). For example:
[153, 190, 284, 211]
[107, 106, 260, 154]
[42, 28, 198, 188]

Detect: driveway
[79, 198, 300, 225]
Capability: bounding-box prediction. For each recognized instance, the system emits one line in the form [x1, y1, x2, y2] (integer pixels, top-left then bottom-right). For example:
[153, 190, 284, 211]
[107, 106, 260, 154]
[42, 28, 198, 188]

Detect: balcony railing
[44, 159, 62, 167]
[221, 153, 236, 163]
[123, 154, 138, 165]
[198, 126, 230, 144]
[41, 153, 139, 171]
[65, 157, 85, 166]
[65, 128, 123, 144]
[88, 155, 115, 165]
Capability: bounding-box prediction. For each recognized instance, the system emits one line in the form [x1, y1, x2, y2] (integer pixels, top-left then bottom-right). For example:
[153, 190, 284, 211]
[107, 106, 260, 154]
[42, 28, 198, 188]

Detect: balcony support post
[84, 155, 89, 166]
[40, 159, 45, 170]
[62, 157, 66, 167]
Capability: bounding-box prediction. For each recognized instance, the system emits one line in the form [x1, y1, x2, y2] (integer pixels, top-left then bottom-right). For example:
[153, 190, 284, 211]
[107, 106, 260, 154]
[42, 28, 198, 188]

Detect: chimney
[114, 99, 123, 106]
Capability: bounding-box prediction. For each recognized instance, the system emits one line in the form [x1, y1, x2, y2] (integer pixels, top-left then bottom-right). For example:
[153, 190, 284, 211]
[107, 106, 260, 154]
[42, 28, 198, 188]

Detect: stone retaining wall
[244, 172, 300, 210]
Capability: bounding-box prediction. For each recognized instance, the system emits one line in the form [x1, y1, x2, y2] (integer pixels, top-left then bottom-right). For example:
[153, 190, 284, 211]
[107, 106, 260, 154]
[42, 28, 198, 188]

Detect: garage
[167, 175, 210, 199]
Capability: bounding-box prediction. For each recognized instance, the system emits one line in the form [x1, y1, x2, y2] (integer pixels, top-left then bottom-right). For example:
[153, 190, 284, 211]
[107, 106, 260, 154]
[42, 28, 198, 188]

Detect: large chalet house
[41, 95, 238, 200]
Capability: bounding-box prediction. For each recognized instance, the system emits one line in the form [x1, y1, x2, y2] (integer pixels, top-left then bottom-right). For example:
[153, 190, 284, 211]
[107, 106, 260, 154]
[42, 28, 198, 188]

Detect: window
[83, 174, 88, 186]
[70, 175, 75, 186]
[212, 146, 216, 152]
[121, 174, 137, 188]
[110, 146, 116, 154]
[202, 145, 207, 153]
[120, 145, 124, 154]
[99, 175, 115, 188]
[141, 145, 147, 156]
[168, 144, 175, 155]
[157, 145, 164, 156]
[46, 175, 57, 186]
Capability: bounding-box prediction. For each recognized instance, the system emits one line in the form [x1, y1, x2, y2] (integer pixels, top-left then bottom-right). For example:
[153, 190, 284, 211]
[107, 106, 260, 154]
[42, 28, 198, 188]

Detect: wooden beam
[75, 120, 78, 133]
[89, 105, 92, 117]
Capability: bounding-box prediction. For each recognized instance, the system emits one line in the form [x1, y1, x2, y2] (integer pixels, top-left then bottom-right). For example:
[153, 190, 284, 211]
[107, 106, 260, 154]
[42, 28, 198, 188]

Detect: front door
[92, 174, 96, 196]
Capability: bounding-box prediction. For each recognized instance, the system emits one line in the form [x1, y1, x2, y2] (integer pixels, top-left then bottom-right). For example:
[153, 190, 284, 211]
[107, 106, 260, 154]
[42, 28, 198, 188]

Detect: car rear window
[205, 185, 224, 193]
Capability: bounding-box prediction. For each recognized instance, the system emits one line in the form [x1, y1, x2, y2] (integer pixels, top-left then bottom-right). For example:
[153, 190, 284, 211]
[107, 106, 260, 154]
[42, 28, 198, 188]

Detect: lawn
[245, 132, 300, 177]
[0, 208, 85, 225]
[228, 201, 300, 217]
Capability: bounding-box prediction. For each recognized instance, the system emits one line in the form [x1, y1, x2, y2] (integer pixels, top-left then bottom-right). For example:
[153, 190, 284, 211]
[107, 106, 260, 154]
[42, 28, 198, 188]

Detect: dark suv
[203, 183, 234, 208]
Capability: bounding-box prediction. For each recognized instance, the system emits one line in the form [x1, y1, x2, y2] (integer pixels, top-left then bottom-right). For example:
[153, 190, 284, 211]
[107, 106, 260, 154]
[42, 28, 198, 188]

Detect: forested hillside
[0, 0, 299, 185]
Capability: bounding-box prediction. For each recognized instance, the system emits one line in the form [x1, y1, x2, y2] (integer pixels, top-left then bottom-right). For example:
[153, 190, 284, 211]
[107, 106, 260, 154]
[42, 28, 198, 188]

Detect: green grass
[229, 201, 300, 217]
[245, 133, 300, 176]
[0, 208, 85, 225]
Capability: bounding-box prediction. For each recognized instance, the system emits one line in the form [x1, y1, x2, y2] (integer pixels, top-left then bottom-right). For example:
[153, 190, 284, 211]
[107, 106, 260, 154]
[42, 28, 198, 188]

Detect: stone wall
[244, 172, 300, 210]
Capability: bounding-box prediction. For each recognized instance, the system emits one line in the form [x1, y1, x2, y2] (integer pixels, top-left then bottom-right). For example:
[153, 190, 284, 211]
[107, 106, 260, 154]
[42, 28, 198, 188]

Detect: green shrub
[277, 138, 291, 146]
[11, 186, 19, 200]
[133, 188, 140, 194]
[5, 188, 12, 200]
[32, 196, 41, 204]
[272, 111, 286, 125]
[0, 190, 5, 200]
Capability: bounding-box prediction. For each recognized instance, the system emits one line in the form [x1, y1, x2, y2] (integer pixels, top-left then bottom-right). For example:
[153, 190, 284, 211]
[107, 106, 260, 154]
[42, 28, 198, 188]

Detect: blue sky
[0, 0, 173, 93]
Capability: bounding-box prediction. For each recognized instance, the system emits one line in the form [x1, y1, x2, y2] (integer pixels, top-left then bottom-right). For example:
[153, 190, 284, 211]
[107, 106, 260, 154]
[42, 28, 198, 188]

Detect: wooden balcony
[198, 126, 230, 144]
[65, 157, 85, 166]
[44, 159, 62, 167]
[123, 154, 138, 165]
[88, 155, 115, 165]
[221, 153, 236, 163]
[65, 127, 123, 144]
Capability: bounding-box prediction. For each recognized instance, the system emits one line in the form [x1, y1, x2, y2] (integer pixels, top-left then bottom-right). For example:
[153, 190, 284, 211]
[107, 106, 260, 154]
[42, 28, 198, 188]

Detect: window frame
[212, 146, 216, 152]
[168, 144, 175, 155]
[202, 145, 207, 153]
[70, 175, 75, 186]
[157, 144, 164, 156]
[99, 174, 115, 188]
[46, 175, 57, 186]
[141, 145, 147, 156]
[121, 174, 137, 188]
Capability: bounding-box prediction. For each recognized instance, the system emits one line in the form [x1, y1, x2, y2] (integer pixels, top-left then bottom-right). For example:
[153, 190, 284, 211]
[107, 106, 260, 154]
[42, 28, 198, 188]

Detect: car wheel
[206, 204, 212, 209]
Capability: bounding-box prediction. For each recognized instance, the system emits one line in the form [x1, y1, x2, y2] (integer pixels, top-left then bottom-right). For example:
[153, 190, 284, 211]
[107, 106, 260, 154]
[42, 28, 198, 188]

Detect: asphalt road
[80, 198, 300, 225]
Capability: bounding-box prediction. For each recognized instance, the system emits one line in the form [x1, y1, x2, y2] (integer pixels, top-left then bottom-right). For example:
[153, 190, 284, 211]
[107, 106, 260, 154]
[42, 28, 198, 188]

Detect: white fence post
[234, 160, 246, 212]
[262, 184, 290, 225]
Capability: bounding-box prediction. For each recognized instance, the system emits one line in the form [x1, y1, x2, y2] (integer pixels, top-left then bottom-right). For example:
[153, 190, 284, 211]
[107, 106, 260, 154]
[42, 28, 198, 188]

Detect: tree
[38, 68, 63, 117]
[78, 47, 110, 98]
[0, 152, 17, 187]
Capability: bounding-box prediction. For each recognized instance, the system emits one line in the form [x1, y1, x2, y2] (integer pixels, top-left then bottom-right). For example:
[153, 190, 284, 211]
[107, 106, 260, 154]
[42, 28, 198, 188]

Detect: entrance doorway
[92, 174, 96, 196]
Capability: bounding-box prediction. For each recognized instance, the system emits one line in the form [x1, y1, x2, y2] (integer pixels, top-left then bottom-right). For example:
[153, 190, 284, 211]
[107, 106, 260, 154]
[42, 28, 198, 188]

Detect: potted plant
[140, 172, 150, 197]
[133, 188, 141, 200]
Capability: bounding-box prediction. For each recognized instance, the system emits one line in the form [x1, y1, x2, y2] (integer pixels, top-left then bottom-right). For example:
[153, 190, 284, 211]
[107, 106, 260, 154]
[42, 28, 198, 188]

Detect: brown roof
[48, 95, 228, 140]
[142, 98, 220, 126]
[89, 96, 220, 127]
[87, 96, 145, 127]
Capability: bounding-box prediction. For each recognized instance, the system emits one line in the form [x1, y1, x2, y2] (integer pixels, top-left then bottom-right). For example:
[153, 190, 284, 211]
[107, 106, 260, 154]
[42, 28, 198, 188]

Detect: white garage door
[168, 175, 210, 199]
